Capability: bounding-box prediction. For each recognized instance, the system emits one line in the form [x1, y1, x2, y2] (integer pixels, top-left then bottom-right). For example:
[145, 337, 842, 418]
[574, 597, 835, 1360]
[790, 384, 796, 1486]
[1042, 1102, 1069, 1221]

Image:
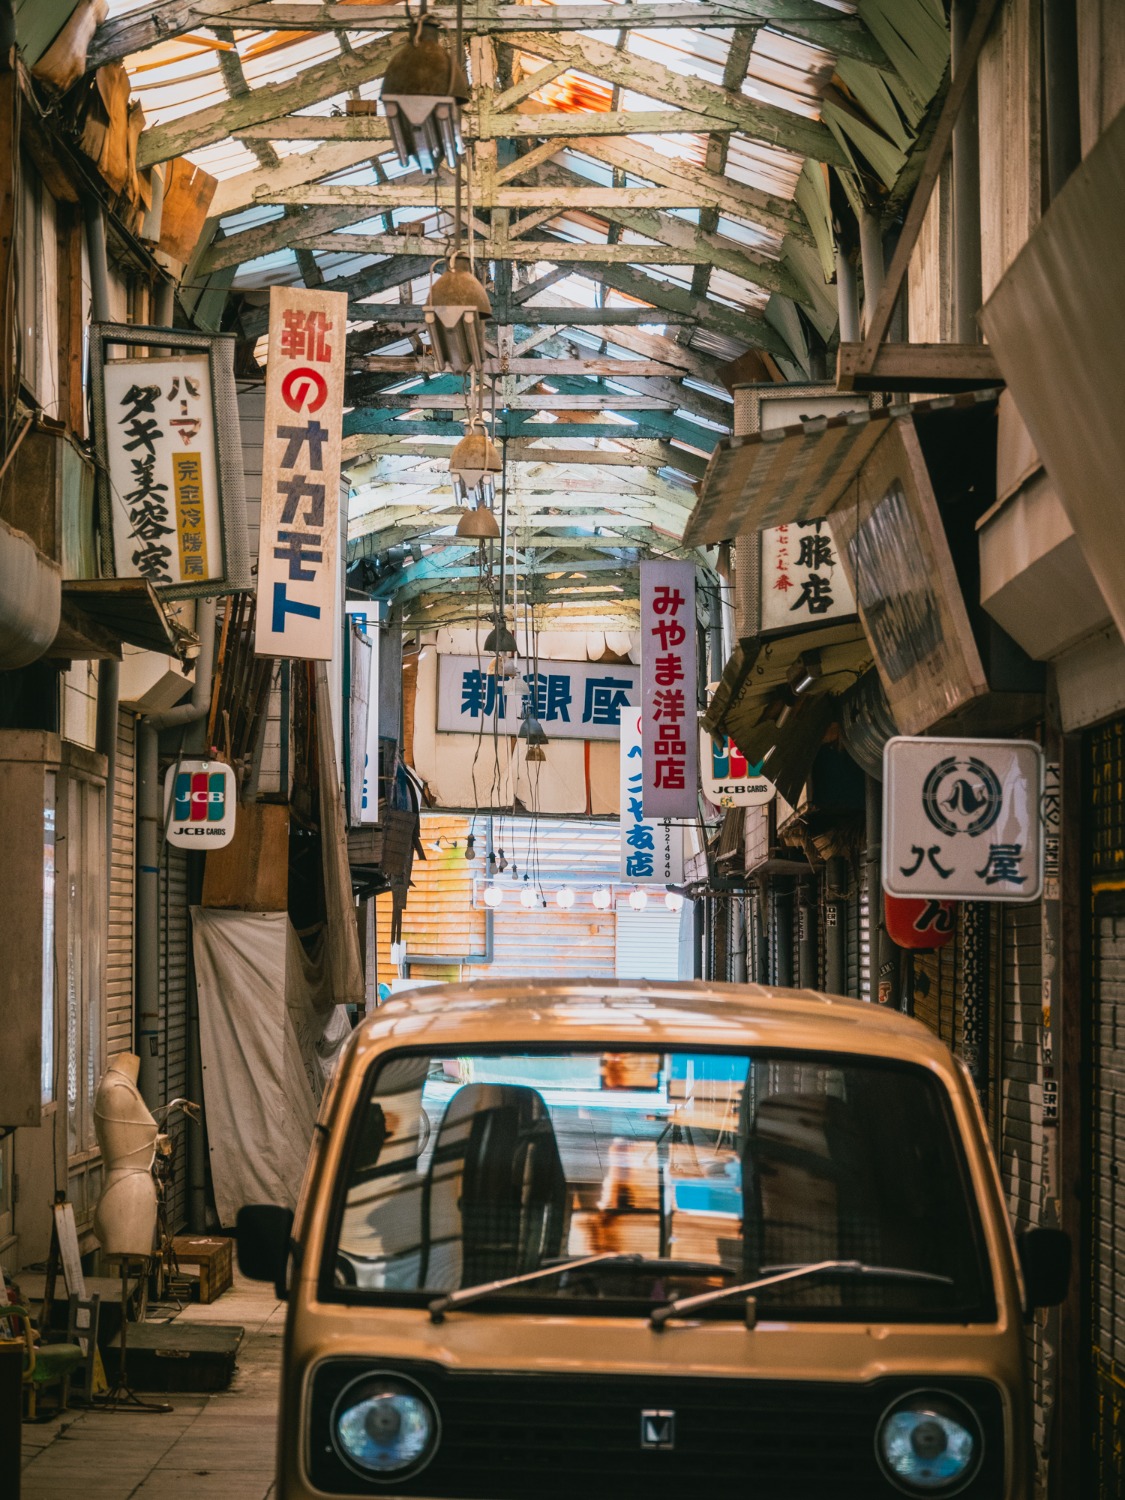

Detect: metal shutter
[912, 920, 962, 1051]
[159, 845, 191, 1234]
[107, 709, 135, 1058]
[615, 906, 682, 980]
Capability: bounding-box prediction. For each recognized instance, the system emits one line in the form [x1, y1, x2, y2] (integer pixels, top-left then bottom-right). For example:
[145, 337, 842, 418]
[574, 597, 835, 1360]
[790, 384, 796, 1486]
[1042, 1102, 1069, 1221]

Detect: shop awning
[682, 390, 1001, 547]
[46, 579, 196, 660]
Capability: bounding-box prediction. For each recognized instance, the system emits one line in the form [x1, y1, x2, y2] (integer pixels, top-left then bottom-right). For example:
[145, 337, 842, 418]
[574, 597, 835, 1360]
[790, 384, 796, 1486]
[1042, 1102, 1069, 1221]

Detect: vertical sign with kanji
[760, 520, 855, 634]
[640, 560, 698, 819]
[103, 356, 223, 587]
[255, 286, 348, 660]
[620, 707, 683, 884]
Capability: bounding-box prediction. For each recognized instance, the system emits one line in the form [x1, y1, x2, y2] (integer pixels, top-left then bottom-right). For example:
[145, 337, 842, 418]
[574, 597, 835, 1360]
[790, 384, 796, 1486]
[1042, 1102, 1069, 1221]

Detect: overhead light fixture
[450, 420, 502, 531]
[483, 616, 518, 655]
[425, 254, 491, 373]
[665, 891, 684, 912]
[518, 713, 549, 748]
[497, 848, 508, 872]
[556, 887, 576, 909]
[520, 881, 537, 909]
[525, 743, 547, 763]
[455, 504, 500, 540]
[429, 836, 442, 853]
[786, 649, 822, 696]
[464, 833, 476, 861]
[629, 888, 648, 911]
[483, 884, 504, 909]
[592, 887, 612, 910]
[380, 18, 469, 175]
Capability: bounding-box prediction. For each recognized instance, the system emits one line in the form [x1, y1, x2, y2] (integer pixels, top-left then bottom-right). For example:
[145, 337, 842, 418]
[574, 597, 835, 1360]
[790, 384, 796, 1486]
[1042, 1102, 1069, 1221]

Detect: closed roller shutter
[615, 906, 681, 980]
[107, 709, 135, 1058]
[490, 903, 616, 979]
[912, 922, 961, 1051]
[159, 843, 191, 1234]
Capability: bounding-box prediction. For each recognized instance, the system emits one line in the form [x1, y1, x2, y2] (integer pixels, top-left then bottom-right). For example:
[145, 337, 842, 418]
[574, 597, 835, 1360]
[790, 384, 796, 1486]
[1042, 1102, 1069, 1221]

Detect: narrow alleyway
[19, 1278, 281, 1500]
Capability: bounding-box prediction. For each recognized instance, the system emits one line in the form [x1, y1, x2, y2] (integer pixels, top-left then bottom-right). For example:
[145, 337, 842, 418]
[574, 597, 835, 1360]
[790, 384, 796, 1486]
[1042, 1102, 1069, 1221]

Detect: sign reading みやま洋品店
[103, 355, 224, 588]
[641, 560, 698, 819]
[621, 707, 682, 883]
[436, 656, 638, 739]
[255, 286, 348, 660]
[882, 736, 1044, 902]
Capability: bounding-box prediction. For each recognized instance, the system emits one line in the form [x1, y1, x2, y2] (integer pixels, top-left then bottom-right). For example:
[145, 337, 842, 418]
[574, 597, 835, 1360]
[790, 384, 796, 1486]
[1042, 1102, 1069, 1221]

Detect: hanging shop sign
[883, 736, 1044, 903]
[255, 286, 348, 660]
[437, 655, 638, 740]
[345, 606, 380, 827]
[621, 707, 683, 884]
[759, 520, 856, 634]
[90, 325, 250, 600]
[884, 893, 956, 950]
[828, 418, 987, 736]
[641, 560, 698, 819]
[163, 759, 237, 848]
[700, 729, 775, 807]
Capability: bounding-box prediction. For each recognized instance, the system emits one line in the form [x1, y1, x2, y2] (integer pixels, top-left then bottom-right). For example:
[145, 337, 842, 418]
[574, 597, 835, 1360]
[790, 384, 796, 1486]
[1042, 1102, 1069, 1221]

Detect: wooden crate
[201, 802, 289, 911]
[172, 1235, 233, 1304]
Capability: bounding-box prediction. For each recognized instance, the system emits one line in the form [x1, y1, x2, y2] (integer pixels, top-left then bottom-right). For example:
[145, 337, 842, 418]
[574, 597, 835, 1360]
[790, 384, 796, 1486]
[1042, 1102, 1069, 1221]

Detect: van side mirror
[236, 1204, 294, 1301]
[1018, 1227, 1071, 1310]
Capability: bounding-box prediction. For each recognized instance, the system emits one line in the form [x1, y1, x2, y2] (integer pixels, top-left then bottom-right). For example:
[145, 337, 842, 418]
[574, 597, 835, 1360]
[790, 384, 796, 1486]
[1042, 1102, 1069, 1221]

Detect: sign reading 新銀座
[641, 561, 698, 819]
[436, 655, 638, 740]
[255, 286, 348, 660]
[620, 706, 683, 884]
[882, 736, 1044, 902]
[103, 356, 223, 588]
[162, 760, 237, 848]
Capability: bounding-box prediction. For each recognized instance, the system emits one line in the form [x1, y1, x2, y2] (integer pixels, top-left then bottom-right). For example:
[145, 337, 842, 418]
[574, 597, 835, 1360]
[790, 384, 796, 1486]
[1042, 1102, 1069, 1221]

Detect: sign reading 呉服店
[255, 286, 348, 660]
[759, 520, 856, 634]
[621, 707, 683, 884]
[641, 560, 698, 819]
[882, 736, 1044, 902]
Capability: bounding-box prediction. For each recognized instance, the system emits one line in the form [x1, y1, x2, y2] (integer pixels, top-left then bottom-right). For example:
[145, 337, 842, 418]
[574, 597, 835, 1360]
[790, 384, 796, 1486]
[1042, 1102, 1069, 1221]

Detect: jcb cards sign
[162, 760, 237, 848]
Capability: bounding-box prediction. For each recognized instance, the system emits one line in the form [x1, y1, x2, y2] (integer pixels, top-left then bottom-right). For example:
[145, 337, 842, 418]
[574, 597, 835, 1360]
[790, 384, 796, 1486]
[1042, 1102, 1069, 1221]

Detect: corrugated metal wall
[107, 709, 135, 1057]
[615, 906, 681, 980]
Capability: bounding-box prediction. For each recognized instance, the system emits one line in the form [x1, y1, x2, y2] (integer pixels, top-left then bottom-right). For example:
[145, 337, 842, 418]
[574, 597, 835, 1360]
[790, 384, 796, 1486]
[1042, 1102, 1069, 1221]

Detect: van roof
[350, 980, 958, 1073]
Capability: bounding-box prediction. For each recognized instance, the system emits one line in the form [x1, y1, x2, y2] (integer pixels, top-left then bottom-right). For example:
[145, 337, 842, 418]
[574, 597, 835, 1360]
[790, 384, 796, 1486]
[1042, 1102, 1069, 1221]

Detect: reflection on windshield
[326, 1049, 991, 1321]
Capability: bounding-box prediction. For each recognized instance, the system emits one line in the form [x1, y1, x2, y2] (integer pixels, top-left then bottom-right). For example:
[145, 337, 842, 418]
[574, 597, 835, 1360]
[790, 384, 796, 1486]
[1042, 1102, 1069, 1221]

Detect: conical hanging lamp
[455, 505, 500, 540]
[483, 616, 518, 655]
[381, 17, 469, 175]
[426, 252, 491, 373]
[449, 420, 502, 507]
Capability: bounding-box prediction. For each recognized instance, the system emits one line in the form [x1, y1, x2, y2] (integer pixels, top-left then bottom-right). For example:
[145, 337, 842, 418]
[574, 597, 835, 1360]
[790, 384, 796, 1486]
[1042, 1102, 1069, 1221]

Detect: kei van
[236, 980, 1070, 1500]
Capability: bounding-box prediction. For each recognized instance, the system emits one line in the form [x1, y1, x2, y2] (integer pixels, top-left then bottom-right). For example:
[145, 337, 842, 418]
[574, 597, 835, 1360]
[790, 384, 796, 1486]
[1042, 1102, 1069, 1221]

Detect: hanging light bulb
[497, 848, 508, 872]
[464, 833, 476, 861]
[483, 884, 504, 909]
[520, 880, 537, 909]
[425, 253, 491, 374]
[665, 890, 684, 913]
[592, 887, 612, 910]
[629, 888, 648, 911]
[380, 18, 469, 175]
[556, 887, 576, 909]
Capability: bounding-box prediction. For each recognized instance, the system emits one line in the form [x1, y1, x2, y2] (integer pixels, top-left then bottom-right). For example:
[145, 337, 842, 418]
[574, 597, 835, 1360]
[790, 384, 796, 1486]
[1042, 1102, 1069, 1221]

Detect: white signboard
[346, 604, 380, 826]
[162, 759, 237, 848]
[641, 560, 698, 818]
[760, 520, 856, 633]
[255, 286, 348, 660]
[437, 655, 638, 740]
[104, 355, 223, 588]
[883, 736, 1044, 902]
[700, 729, 776, 807]
[621, 707, 682, 884]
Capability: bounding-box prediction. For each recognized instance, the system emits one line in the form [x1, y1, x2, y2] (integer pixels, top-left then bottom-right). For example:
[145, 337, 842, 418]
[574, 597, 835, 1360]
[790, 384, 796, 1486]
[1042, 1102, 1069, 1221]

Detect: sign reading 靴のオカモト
[255, 286, 348, 660]
[641, 560, 698, 819]
[620, 706, 683, 884]
[882, 736, 1044, 902]
[162, 760, 237, 849]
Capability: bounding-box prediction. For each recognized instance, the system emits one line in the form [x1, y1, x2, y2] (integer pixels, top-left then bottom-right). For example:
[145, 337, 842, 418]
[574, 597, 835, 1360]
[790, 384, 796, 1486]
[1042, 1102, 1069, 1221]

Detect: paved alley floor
[19, 1274, 282, 1500]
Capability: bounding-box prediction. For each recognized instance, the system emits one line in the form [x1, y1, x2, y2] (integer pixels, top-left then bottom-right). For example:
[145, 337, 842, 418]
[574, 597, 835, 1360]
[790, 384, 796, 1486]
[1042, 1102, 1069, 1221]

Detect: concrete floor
[19, 1275, 282, 1500]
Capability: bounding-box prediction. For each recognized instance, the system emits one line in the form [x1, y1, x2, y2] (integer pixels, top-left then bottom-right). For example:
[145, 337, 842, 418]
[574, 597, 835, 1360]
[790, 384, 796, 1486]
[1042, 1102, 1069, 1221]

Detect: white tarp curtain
[191, 907, 351, 1225]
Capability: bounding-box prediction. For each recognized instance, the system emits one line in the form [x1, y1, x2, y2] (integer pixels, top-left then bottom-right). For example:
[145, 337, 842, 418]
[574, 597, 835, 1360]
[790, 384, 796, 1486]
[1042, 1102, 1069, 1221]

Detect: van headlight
[331, 1372, 440, 1480]
[875, 1391, 983, 1493]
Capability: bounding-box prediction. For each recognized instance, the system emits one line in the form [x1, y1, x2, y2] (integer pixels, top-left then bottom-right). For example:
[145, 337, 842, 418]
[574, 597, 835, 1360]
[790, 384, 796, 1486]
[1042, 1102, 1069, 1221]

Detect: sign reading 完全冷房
[760, 520, 856, 634]
[162, 759, 237, 848]
[641, 560, 698, 819]
[882, 736, 1044, 902]
[436, 656, 638, 740]
[103, 355, 223, 588]
[255, 286, 348, 660]
[620, 707, 683, 884]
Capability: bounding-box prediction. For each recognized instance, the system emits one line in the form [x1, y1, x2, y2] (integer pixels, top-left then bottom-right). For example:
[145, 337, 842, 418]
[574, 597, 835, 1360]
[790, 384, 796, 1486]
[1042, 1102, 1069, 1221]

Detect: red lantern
[884, 894, 956, 950]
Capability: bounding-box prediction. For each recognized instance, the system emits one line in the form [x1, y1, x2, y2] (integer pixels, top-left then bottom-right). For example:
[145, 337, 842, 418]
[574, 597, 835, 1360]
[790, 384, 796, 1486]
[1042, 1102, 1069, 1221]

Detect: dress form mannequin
[93, 1053, 158, 1259]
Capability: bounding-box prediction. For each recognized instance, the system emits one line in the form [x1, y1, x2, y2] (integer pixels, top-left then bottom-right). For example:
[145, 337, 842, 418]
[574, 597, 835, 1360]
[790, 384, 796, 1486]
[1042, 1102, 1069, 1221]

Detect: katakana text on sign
[641, 561, 698, 819]
[255, 287, 348, 660]
[882, 736, 1044, 903]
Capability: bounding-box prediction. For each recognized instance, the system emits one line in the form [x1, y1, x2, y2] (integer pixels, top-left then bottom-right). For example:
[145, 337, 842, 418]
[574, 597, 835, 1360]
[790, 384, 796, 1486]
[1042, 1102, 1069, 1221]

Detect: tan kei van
[236, 980, 1070, 1500]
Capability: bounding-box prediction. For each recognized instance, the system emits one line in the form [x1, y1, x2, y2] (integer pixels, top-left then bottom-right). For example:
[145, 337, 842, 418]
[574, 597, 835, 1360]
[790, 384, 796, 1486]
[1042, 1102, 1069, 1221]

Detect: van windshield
[323, 1049, 994, 1322]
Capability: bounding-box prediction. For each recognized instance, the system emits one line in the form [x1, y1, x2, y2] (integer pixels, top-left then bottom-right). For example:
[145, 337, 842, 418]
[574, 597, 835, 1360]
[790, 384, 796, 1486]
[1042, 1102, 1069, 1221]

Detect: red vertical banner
[640, 560, 698, 819]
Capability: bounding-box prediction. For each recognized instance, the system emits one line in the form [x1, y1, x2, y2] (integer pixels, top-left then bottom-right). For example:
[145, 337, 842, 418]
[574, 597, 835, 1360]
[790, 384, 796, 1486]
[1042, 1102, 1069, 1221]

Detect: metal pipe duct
[0, 517, 60, 669]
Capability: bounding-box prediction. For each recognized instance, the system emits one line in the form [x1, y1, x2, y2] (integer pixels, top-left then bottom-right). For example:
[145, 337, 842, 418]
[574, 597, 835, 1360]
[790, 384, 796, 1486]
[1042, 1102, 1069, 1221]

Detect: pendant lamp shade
[519, 713, 548, 747]
[381, 21, 469, 175]
[455, 505, 500, 540]
[483, 617, 517, 655]
[426, 255, 491, 373]
[450, 425, 502, 506]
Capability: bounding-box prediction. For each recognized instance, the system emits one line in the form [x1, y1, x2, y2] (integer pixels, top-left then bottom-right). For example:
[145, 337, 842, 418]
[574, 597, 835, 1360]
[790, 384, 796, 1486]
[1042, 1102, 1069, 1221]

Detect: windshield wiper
[649, 1259, 955, 1331]
[429, 1252, 642, 1323]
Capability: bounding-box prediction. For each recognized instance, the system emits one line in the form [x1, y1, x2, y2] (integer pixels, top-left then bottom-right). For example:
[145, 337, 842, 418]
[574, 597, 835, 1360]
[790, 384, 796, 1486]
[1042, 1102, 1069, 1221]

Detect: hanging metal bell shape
[426, 254, 491, 374]
[449, 425, 502, 506]
[455, 506, 500, 540]
[381, 20, 469, 175]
